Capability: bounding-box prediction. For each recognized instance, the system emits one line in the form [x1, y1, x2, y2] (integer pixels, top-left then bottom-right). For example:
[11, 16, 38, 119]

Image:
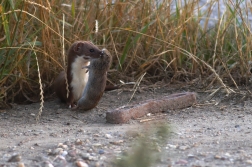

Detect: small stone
[246, 160, 252, 164]
[93, 143, 102, 147]
[87, 148, 93, 153]
[93, 134, 100, 137]
[179, 146, 188, 150]
[175, 159, 188, 165]
[235, 125, 240, 128]
[100, 155, 107, 160]
[214, 155, 222, 159]
[105, 134, 113, 139]
[188, 154, 194, 158]
[224, 153, 231, 157]
[58, 143, 68, 149]
[18, 162, 25, 167]
[43, 161, 54, 167]
[52, 155, 67, 166]
[76, 160, 89, 167]
[8, 154, 21, 162]
[166, 144, 177, 149]
[61, 151, 68, 157]
[94, 161, 100, 167]
[85, 139, 91, 144]
[58, 143, 64, 147]
[30, 113, 35, 116]
[81, 153, 91, 160]
[237, 150, 245, 154]
[89, 156, 99, 161]
[98, 150, 105, 154]
[109, 140, 124, 146]
[30, 147, 34, 150]
[63, 141, 71, 146]
[75, 139, 83, 145]
[68, 149, 77, 157]
[52, 148, 63, 155]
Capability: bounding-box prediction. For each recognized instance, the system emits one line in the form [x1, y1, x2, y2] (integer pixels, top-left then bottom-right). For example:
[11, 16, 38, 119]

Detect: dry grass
[0, 0, 252, 106]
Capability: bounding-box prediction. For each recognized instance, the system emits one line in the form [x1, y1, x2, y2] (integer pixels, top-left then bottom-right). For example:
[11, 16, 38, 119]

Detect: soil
[1, 84, 252, 167]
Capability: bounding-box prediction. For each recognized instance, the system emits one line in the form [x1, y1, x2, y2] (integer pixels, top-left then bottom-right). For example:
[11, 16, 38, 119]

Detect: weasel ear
[73, 42, 83, 53]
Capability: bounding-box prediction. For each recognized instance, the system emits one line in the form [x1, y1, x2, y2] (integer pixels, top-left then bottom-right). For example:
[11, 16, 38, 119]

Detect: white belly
[70, 57, 90, 101]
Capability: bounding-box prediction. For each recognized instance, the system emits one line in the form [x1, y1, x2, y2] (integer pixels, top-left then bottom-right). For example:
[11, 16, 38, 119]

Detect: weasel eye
[89, 49, 94, 52]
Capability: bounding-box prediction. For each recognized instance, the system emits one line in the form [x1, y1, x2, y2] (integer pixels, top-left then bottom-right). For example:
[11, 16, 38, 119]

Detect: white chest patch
[70, 56, 89, 101]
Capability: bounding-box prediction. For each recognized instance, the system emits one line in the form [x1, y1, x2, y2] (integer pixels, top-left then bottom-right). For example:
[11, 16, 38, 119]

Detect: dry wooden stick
[106, 92, 197, 124]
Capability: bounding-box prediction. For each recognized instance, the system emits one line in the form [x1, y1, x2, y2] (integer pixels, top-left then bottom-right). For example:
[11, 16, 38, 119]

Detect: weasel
[53, 41, 103, 108]
[74, 49, 112, 111]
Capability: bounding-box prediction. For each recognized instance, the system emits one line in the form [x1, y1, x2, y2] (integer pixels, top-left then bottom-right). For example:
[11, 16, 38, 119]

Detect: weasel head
[89, 48, 112, 72]
[68, 41, 103, 63]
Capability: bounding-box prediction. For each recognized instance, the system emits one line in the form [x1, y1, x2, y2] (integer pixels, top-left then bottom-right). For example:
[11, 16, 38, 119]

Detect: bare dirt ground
[1, 84, 252, 167]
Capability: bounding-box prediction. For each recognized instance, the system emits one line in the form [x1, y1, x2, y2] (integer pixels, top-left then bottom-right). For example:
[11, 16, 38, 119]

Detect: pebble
[18, 162, 25, 167]
[246, 160, 252, 164]
[43, 161, 54, 167]
[98, 149, 105, 154]
[105, 134, 113, 139]
[61, 150, 68, 157]
[167, 144, 177, 149]
[68, 149, 77, 157]
[51, 148, 64, 155]
[93, 143, 102, 147]
[178, 145, 188, 150]
[93, 134, 100, 137]
[100, 155, 107, 160]
[176, 159, 188, 165]
[188, 154, 195, 158]
[8, 154, 21, 162]
[88, 156, 99, 161]
[109, 140, 124, 146]
[52, 155, 67, 166]
[62, 145, 68, 149]
[76, 160, 89, 167]
[214, 155, 222, 159]
[235, 125, 240, 128]
[75, 139, 83, 145]
[81, 153, 91, 160]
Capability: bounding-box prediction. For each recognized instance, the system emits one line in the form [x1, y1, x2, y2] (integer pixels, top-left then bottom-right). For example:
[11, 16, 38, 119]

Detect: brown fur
[53, 41, 103, 107]
[75, 49, 112, 111]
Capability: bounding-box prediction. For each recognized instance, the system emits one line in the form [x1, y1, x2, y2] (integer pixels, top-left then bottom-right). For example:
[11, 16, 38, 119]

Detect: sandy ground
[1, 85, 252, 167]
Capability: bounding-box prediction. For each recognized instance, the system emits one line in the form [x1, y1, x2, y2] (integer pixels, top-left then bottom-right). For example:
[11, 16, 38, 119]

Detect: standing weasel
[53, 41, 103, 108]
[74, 49, 112, 111]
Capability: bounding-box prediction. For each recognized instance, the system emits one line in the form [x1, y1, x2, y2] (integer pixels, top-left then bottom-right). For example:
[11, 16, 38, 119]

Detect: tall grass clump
[0, 0, 252, 107]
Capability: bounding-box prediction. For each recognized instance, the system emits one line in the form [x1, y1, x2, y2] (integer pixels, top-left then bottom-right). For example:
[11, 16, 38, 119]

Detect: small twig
[128, 72, 146, 104]
[139, 118, 156, 123]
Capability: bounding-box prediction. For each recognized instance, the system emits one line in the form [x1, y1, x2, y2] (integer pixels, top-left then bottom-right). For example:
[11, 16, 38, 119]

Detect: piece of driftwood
[106, 92, 197, 124]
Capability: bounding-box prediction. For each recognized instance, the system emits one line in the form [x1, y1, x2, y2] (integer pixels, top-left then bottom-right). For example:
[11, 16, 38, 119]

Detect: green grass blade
[0, 5, 11, 46]
[119, 20, 156, 67]
[7, 0, 17, 20]
[71, 1, 75, 18]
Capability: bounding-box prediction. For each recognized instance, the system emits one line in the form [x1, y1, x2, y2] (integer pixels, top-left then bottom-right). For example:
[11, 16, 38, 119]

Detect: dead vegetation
[0, 0, 252, 107]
